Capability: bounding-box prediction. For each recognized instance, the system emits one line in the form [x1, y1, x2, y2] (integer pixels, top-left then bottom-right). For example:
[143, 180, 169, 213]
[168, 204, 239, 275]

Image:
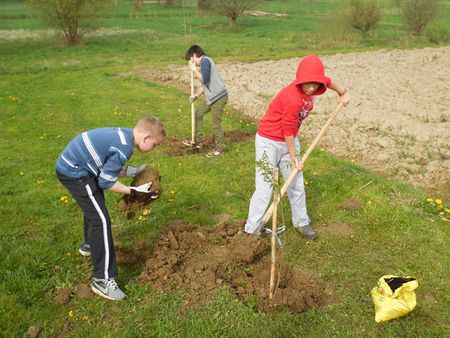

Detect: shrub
[27, 0, 115, 46]
[215, 0, 260, 28]
[198, 0, 214, 11]
[346, 0, 382, 34]
[425, 20, 450, 43]
[399, 0, 442, 35]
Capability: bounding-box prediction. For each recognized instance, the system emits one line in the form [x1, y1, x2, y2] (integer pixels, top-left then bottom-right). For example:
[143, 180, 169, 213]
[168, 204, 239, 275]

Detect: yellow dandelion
[304, 180, 309, 186]
[66, 252, 71, 256]
[142, 210, 150, 216]
[367, 200, 373, 205]
[351, 159, 356, 163]
[168, 198, 174, 202]
[440, 217, 448, 222]
[439, 212, 444, 215]
[446, 209, 450, 214]
[82, 315, 89, 321]
[19, 171, 24, 176]
[170, 191, 175, 194]
[435, 199, 442, 205]
[426, 198, 433, 203]
[68, 310, 74, 317]
[138, 215, 145, 221]
[320, 148, 325, 151]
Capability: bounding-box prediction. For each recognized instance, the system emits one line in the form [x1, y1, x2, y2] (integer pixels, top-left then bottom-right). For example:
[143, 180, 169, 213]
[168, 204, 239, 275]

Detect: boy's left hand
[339, 91, 351, 106]
[188, 60, 196, 72]
[124, 164, 147, 178]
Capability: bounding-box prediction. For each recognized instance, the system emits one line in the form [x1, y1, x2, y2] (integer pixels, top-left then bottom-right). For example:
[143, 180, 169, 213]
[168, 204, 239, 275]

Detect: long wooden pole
[269, 169, 279, 300]
[190, 70, 196, 144]
[262, 102, 345, 225]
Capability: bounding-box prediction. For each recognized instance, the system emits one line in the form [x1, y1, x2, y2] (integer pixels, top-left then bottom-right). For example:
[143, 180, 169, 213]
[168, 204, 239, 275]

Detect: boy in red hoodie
[244, 55, 350, 239]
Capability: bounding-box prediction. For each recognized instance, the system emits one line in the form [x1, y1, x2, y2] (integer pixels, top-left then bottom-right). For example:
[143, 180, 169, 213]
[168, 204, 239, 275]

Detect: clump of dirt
[117, 167, 162, 218]
[340, 198, 364, 210]
[75, 284, 94, 300]
[162, 130, 254, 156]
[54, 287, 72, 305]
[26, 325, 41, 338]
[139, 219, 334, 313]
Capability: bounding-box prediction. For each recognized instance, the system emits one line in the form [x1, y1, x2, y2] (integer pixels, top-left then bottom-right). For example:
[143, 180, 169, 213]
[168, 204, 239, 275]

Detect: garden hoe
[261, 102, 346, 227]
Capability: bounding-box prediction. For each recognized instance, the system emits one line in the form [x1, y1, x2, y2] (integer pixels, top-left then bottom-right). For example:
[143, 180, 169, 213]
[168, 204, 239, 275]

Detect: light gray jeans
[245, 133, 310, 234]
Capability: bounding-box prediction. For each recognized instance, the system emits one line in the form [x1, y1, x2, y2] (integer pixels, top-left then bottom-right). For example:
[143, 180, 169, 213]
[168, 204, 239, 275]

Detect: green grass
[1, 0, 450, 336]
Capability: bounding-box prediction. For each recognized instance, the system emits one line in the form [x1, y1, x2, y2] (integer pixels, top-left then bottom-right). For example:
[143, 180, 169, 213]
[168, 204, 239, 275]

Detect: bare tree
[399, 0, 442, 35]
[216, 0, 260, 28]
[346, 0, 381, 35]
[27, 0, 115, 46]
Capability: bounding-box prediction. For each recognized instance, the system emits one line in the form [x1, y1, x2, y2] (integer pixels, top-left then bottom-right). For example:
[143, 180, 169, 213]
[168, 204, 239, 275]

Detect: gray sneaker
[91, 278, 127, 301]
[79, 242, 91, 256]
[294, 224, 317, 240]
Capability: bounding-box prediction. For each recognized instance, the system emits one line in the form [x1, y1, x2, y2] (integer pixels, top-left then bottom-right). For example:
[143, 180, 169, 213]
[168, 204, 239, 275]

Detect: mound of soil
[139, 220, 334, 313]
[162, 130, 254, 156]
[117, 167, 162, 218]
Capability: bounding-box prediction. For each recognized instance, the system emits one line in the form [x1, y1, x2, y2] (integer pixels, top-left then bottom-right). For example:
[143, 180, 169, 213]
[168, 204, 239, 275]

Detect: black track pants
[57, 171, 116, 280]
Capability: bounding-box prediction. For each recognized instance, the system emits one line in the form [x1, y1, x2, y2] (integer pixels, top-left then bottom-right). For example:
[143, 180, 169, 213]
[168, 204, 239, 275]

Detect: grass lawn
[0, 0, 449, 337]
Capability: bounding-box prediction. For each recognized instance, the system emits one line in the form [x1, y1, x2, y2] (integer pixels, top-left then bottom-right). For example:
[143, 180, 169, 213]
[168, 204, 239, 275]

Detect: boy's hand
[339, 90, 351, 106]
[190, 94, 198, 103]
[292, 158, 304, 171]
[130, 182, 160, 200]
[124, 164, 147, 178]
[188, 60, 196, 72]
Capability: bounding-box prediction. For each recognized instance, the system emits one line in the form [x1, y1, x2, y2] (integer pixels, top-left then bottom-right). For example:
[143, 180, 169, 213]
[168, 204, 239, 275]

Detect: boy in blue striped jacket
[56, 116, 165, 300]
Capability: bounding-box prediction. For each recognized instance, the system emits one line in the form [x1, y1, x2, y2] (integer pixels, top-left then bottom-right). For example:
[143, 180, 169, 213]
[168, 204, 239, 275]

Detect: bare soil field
[139, 46, 450, 201]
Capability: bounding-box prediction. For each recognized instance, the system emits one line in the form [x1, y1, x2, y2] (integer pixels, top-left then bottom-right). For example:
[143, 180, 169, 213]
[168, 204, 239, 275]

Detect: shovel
[261, 102, 345, 226]
[190, 67, 196, 145]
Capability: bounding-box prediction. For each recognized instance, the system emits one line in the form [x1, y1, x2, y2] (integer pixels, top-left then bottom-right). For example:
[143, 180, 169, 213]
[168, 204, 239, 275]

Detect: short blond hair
[135, 115, 166, 138]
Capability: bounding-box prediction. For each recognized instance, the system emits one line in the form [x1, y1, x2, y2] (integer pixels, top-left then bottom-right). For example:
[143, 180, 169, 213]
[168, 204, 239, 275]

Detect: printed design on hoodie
[297, 97, 314, 127]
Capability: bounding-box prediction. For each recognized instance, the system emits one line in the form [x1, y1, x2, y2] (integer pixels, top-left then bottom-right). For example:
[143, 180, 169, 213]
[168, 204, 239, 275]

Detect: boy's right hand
[292, 158, 304, 171]
[130, 183, 160, 200]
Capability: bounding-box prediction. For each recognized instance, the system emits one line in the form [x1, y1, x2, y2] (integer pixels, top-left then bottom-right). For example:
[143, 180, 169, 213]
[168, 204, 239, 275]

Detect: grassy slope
[0, 0, 449, 336]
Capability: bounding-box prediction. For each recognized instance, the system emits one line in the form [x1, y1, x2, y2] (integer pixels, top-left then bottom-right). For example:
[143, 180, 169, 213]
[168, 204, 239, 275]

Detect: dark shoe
[91, 278, 126, 301]
[294, 224, 317, 240]
[205, 147, 224, 158]
[79, 242, 91, 257]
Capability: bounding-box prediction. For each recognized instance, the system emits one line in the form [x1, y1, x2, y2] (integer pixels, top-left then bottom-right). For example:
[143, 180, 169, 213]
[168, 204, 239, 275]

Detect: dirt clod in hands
[118, 167, 162, 219]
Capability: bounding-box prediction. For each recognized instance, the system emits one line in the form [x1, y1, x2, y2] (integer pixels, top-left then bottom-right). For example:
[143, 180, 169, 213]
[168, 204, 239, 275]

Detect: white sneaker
[91, 278, 126, 301]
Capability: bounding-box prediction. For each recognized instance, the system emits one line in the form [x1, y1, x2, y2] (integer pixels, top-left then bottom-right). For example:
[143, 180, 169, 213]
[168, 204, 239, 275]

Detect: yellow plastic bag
[371, 275, 418, 323]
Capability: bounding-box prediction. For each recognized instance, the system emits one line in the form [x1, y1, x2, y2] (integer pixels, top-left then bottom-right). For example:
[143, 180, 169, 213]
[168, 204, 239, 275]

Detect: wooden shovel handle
[190, 70, 196, 144]
[262, 102, 345, 225]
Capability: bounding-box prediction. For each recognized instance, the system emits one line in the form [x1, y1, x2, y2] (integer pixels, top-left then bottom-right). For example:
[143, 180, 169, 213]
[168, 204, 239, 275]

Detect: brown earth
[138, 219, 335, 313]
[162, 130, 254, 156]
[137, 46, 450, 202]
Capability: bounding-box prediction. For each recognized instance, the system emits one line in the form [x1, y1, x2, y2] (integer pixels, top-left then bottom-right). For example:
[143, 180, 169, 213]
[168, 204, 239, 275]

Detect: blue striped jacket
[56, 127, 134, 189]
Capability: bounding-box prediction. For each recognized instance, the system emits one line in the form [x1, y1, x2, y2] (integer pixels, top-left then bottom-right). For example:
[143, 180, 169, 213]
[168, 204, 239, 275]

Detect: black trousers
[57, 171, 116, 280]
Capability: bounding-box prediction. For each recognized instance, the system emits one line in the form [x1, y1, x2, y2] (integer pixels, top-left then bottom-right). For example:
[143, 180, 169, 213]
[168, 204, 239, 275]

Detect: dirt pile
[162, 130, 254, 156]
[138, 47, 450, 201]
[139, 220, 334, 313]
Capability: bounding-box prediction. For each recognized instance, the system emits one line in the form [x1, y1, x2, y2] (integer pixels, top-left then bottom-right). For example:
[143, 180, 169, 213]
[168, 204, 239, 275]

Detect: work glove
[124, 164, 147, 178]
[188, 60, 196, 72]
[129, 182, 160, 200]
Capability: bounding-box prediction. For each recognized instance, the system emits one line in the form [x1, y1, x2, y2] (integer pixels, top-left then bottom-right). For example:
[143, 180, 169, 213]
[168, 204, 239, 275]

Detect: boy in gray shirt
[183, 45, 228, 157]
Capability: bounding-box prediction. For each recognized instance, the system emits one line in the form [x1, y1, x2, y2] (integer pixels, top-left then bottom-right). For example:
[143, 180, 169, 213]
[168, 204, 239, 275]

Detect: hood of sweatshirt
[294, 55, 330, 96]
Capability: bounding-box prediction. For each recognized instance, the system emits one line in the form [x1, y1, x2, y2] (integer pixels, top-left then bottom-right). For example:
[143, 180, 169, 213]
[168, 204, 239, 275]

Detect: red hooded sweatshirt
[258, 55, 331, 142]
